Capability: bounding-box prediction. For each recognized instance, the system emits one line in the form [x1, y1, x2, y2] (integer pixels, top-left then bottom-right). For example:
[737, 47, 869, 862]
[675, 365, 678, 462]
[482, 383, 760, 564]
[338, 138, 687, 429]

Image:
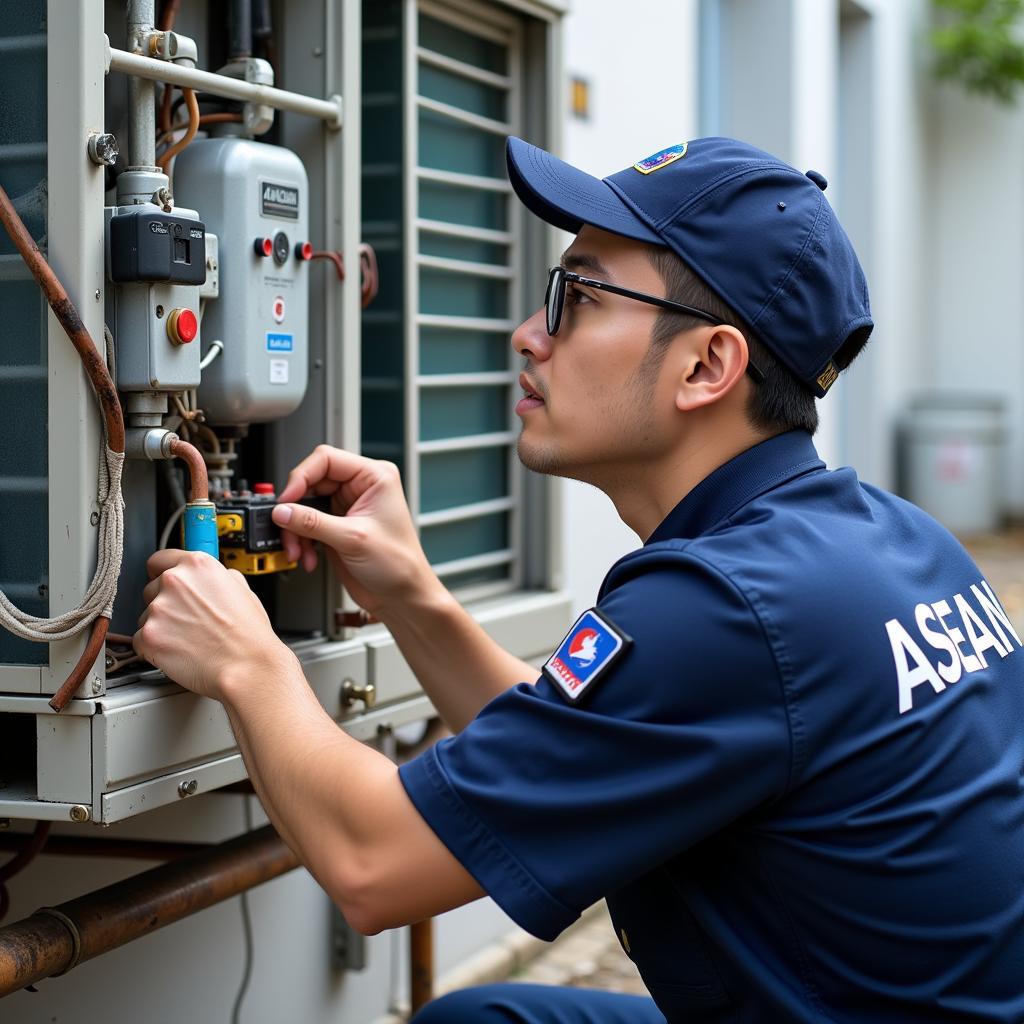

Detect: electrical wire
[230, 797, 256, 1024]
[157, 87, 199, 173]
[158, 505, 186, 551]
[200, 339, 224, 370]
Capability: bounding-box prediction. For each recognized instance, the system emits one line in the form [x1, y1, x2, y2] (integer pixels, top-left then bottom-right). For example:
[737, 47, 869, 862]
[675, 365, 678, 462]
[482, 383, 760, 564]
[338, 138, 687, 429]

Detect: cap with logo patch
[506, 136, 873, 398]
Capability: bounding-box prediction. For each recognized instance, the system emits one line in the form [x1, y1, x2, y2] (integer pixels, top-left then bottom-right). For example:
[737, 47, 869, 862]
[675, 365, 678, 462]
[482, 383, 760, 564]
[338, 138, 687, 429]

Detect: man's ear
[675, 325, 750, 412]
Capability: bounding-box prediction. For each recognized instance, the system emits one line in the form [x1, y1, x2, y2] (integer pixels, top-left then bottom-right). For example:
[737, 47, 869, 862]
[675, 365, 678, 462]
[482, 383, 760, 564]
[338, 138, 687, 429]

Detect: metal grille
[0, 1, 48, 665]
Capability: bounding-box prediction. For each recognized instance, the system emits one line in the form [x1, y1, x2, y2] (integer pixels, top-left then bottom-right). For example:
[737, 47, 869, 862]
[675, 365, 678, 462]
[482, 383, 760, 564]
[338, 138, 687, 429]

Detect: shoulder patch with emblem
[543, 608, 633, 704]
[633, 142, 688, 174]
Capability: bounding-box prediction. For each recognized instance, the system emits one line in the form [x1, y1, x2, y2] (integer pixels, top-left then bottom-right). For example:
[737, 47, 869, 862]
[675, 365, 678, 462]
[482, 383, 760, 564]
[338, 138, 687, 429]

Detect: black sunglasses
[544, 266, 764, 384]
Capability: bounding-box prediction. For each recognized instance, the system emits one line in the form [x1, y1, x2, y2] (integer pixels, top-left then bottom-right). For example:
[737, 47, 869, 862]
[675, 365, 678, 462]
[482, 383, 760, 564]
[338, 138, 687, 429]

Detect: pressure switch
[105, 205, 206, 392]
[173, 138, 310, 424]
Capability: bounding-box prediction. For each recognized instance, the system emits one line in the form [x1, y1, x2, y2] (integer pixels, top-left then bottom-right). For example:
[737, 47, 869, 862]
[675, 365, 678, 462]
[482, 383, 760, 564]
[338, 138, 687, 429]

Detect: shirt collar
[646, 430, 824, 545]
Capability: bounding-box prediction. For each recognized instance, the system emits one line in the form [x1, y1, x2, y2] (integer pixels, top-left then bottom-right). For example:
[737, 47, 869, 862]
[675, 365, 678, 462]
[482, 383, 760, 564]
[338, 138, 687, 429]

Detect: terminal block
[216, 486, 297, 575]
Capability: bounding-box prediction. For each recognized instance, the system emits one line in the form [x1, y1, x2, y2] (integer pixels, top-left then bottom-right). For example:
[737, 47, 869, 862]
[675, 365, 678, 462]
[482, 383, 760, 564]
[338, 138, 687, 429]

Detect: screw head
[178, 779, 199, 798]
[91, 677, 103, 695]
[94, 289, 101, 301]
[87, 132, 118, 167]
[69, 805, 90, 822]
[89, 511, 100, 526]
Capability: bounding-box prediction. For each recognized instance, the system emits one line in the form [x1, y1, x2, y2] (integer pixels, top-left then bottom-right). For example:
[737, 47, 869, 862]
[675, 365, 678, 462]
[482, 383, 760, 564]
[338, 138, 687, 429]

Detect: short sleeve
[398, 552, 793, 940]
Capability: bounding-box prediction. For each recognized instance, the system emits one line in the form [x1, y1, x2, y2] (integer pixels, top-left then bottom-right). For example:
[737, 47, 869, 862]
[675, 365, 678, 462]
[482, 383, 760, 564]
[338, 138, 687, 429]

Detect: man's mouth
[516, 373, 545, 415]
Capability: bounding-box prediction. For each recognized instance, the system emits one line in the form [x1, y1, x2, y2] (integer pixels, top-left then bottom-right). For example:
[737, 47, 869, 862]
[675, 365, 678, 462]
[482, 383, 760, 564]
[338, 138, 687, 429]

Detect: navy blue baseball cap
[506, 136, 873, 397]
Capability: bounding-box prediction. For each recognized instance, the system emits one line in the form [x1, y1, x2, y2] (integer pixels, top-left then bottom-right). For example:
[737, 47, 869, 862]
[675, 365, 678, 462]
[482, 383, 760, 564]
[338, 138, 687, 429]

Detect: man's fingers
[146, 547, 191, 580]
[141, 575, 161, 606]
[276, 445, 367, 505]
[272, 502, 365, 559]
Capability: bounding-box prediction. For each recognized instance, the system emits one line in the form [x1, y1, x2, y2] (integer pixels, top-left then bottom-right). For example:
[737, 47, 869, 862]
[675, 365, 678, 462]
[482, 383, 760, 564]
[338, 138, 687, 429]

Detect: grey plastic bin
[899, 394, 1006, 535]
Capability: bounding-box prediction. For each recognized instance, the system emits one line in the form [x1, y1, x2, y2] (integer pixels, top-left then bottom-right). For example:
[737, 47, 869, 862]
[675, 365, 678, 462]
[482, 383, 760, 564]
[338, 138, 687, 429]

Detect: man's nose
[511, 307, 552, 363]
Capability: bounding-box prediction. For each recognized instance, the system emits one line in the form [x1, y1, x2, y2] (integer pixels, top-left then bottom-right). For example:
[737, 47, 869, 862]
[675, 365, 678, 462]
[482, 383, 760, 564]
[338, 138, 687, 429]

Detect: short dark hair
[647, 248, 868, 436]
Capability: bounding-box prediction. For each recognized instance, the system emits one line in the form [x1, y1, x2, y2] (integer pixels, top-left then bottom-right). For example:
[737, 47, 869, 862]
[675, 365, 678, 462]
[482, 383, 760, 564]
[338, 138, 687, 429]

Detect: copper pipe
[358, 243, 379, 309]
[311, 244, 379, 308]
[48, 616, 109, 713]
[0, 836, 210, 862]
[0, 185, 124, 452]
[0, 183, 126, 716]
[410, 917, 434, 1014]
[198, 112, 243, 127]
[310, 249, 345, 281]
[335, 609, 380, 629]
[157, 87, 199, 172]
[0, 826, 298, 998]
[169, 438, 209, 501]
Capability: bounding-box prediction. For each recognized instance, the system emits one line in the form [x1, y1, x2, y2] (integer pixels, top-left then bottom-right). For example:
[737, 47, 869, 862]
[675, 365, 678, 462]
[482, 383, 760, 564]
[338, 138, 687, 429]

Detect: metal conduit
[105, 43, 343, 128]
[0, 826, 298, 998]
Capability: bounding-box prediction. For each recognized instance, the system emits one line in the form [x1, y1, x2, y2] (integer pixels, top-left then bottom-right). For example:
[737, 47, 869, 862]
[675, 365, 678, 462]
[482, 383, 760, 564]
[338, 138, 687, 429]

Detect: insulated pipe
[127, 0, 158, 168]
[106, 44, 344, 128]
[228, 0, 252, 60]
[0, 826, 299, 998]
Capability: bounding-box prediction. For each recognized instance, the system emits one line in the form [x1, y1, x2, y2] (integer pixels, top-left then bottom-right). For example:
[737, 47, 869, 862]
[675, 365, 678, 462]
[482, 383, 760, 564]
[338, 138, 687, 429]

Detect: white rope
[0, 445, 125, 642]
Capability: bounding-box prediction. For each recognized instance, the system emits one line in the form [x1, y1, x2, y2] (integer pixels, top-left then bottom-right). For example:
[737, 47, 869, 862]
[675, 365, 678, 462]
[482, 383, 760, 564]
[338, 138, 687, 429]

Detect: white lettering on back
[887, 578, 1019, 714]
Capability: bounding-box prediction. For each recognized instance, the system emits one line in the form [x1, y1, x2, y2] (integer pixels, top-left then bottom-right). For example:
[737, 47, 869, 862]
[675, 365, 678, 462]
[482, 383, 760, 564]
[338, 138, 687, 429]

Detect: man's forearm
[218, 653, 486, 932]
[220, 654, 399, 904]
[381, 583, 538, 732]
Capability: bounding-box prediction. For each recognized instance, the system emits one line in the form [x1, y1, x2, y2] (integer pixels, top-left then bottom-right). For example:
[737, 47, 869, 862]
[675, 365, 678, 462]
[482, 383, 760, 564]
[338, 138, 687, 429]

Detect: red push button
[166, 307, 198, 345]
[295, 241, 313, 261]
[254, 236, 273, 258]
[253, 482, 275, 495]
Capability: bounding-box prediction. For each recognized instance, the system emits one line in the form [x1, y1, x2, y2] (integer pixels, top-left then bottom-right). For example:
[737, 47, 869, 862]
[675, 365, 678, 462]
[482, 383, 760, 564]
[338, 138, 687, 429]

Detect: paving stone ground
[507, 531, 1024, 999]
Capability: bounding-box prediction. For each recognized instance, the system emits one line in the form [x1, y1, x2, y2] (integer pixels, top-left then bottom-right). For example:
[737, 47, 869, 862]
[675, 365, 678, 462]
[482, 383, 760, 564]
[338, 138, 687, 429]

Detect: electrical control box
[105, 205, 205, 392]
[173, 138, 310, 424]
[108, 209, 206, 285]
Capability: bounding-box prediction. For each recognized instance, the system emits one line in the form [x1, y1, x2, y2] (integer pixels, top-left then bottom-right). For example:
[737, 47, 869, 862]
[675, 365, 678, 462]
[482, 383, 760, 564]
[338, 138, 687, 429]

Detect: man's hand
[134, 550, 295, 700]
[272, 446, 438, 619]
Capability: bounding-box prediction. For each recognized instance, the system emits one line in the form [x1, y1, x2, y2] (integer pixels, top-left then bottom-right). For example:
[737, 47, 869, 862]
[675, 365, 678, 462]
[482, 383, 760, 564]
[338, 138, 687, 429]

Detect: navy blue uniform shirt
[399, 431, 1024, 1022]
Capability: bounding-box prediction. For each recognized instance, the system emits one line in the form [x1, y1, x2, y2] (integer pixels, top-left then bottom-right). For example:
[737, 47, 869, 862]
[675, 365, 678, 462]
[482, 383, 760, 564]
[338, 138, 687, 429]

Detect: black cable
[230, 798, 255, 1024]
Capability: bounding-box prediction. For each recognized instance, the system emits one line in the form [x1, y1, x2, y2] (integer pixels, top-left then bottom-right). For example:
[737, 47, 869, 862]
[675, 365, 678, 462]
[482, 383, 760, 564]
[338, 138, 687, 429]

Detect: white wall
[926, 81, 1024, 513]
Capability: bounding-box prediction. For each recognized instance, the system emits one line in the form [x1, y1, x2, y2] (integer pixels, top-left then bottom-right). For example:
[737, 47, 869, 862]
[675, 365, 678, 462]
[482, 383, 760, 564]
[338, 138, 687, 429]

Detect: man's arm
[272, 447, 537, 731]
[134, 550, 485, 934]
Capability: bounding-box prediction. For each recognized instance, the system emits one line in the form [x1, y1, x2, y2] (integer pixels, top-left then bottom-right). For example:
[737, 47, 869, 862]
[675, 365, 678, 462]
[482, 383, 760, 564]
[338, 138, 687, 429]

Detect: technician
[134, 137, 1024, 1023]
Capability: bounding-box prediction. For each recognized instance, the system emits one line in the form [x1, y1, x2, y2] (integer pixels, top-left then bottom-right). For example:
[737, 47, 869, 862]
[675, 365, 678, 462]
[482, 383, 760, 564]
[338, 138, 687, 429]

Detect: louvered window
[362, 0, 527, 600]
[0, 0, 48, 664]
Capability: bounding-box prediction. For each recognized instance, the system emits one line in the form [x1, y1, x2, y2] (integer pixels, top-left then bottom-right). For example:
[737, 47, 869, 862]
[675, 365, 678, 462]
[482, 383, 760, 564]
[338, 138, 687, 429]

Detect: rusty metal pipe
[169, 437, 209, 501]
[410, 917, 434, 1014]
[0, 184, 124, 454]
[0, 825, 298, 998]
[0, 183, 127, 715]
[48, 616, 109, 713]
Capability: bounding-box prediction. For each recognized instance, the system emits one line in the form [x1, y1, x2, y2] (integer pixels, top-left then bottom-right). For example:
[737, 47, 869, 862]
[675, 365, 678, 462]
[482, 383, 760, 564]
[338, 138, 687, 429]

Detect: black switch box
[109, 209, 206, 284]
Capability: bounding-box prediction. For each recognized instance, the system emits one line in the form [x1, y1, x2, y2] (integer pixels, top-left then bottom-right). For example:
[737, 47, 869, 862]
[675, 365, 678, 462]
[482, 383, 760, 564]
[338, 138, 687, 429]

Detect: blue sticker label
[543, 608, 632, 704]
[633, 142, 688, 175]
[266, 332, 294, 352]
